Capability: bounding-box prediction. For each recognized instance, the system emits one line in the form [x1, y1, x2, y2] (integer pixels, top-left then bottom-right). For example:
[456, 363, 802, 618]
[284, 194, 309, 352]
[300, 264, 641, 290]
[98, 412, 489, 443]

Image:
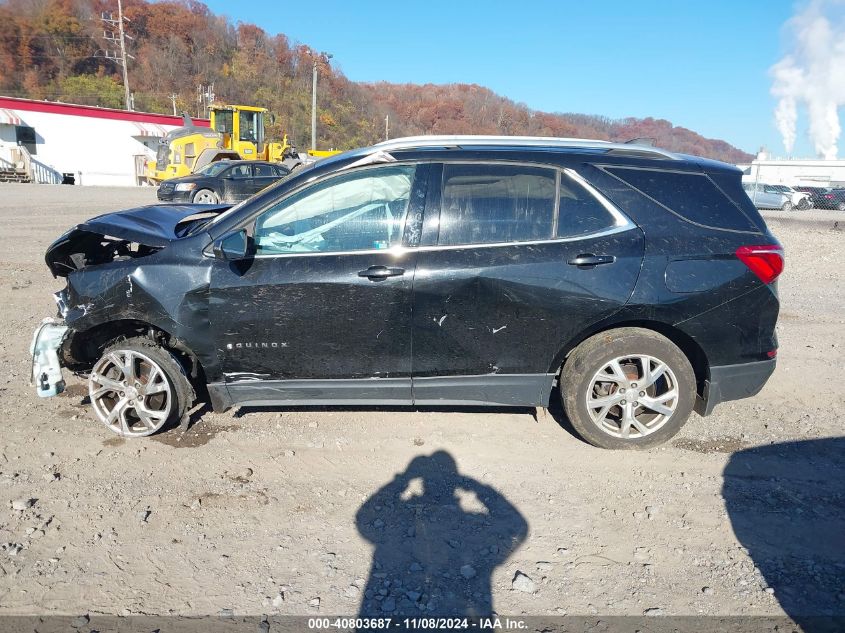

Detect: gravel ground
[0, 184, 842, 620]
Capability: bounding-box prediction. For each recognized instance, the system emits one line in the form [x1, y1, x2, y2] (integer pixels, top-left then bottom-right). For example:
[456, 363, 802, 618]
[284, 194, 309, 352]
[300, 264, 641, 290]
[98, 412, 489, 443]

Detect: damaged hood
[76, 203, 230, 245]
[46, 203, 230, 277]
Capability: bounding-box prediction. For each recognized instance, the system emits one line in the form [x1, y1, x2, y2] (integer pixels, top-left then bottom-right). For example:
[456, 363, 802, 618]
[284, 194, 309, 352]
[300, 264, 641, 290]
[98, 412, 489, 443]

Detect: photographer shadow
[355, 451, 527, 617]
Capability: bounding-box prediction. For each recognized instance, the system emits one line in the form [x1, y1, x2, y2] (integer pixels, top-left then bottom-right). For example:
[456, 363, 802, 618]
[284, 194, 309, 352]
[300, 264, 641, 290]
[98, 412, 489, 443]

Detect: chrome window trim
[247, 224, 638, 259]
[414, 224, 636, 252]
[209, 160, 639, 260]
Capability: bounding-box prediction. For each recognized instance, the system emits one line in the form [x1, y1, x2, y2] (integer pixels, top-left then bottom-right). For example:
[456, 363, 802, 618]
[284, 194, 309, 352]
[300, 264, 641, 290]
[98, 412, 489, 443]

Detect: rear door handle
[568, 254, 616, 268]
[358, 265, 405, 280]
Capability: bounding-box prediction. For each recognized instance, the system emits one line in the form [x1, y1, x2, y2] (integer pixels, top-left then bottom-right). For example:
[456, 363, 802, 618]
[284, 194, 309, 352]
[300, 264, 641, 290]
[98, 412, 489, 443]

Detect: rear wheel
[88, 338, 194, 437]
[560, 328, 696, 449]
[192, 188, 219, 204]
[781, 201, 793, 212]
[837, 202, 845, 212]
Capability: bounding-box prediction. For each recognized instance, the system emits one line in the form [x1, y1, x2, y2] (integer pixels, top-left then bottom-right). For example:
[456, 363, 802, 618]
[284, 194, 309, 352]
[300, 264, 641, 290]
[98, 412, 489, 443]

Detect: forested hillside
[0, 0, 753, 163]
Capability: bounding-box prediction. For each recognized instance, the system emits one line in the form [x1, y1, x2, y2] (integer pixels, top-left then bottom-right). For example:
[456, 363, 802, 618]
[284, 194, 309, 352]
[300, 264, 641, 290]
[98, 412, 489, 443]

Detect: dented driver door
[207, 163, 428, 405]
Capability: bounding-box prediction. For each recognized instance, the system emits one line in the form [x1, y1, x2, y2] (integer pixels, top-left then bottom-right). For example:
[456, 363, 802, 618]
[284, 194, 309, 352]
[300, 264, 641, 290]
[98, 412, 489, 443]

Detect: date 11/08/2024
[307, 617, 528, 630]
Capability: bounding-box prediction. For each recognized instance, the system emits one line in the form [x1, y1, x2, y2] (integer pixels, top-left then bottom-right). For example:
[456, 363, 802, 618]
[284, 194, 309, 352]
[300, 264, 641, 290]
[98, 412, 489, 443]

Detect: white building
[0, 96, 209, 187]
[739, 151, 845, 188]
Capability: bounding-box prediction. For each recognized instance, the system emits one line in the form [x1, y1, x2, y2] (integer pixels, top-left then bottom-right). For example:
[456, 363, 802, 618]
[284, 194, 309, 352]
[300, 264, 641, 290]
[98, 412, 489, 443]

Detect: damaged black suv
[31, 136, 783, 449]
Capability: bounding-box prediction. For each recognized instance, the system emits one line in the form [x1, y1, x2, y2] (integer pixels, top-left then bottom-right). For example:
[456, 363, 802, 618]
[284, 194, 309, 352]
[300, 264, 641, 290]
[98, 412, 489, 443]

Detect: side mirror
[213, 229, 249, 261]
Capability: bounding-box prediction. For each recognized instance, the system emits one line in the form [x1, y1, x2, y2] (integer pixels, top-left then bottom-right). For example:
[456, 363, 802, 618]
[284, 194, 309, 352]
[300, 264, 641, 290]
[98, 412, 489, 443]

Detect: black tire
[89, 337, 195, 437]
[781, 201, 793, 212]
[192, 188, 219, 204]
[560, 328, 696, 450]
[837, 202, 845, 212]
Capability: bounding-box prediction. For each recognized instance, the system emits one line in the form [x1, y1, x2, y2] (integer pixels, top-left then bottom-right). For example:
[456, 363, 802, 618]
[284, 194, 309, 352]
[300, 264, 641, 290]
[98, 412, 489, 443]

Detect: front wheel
[88, 338, 194, 437]
[192, 188, 219, 204]
[560, 328, 696, 449]
[781, 201, 793, 212]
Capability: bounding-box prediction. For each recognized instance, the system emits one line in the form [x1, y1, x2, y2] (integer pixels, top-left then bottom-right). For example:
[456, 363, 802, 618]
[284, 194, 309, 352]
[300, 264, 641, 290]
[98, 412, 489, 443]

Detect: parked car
[794, 186, 845, 211]
[157, 160, 290, 204]
[32, 136, 783, 450]
[793, 185, 830, 208]
[768, 184, 812, 209]
[742, 182, 796, 211]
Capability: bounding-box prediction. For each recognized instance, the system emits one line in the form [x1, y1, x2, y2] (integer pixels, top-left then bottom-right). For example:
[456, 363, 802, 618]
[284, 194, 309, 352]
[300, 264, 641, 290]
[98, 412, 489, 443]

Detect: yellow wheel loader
[146, 104, 335, 185]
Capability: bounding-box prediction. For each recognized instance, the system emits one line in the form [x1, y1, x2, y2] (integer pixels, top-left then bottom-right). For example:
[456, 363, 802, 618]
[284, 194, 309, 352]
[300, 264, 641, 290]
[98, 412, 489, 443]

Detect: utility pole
[311, 59, 317, 151]
[169, 94, 178, 116]
[196, 83, 214, 118]
[101, 0, 134, 111]
[385, 114, 389, 141]
[311, 52, 332, 151]
[116, 0, 130, 110]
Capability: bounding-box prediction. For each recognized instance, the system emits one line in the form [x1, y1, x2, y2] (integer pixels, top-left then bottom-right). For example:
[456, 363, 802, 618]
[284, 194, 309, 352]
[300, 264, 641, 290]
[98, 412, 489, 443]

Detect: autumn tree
[0, 0, 753, 162]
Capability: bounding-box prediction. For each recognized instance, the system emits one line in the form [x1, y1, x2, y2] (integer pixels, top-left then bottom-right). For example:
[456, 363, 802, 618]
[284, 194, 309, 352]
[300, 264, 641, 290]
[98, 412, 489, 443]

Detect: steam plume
[770, 0, 845, 159]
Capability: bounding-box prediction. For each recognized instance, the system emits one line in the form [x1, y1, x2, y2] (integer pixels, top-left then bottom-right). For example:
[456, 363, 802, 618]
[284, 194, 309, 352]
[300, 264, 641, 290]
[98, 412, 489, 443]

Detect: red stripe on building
[0, 96, 210, 127]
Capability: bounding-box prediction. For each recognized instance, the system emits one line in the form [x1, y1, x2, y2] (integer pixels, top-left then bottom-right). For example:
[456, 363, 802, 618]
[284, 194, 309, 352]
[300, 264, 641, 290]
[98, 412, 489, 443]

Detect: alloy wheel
[194, 190, 218, 204]
[89, 349, 173, 437]
[585, 355, 679, 439]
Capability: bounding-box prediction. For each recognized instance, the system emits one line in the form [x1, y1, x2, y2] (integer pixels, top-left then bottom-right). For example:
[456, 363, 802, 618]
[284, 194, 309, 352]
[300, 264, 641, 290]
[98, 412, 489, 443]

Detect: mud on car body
[31, 136, 783, 449]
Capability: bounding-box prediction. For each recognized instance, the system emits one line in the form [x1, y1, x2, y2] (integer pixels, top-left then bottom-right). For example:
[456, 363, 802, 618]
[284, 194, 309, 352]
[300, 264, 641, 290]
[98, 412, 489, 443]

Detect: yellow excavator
[146, 104, 337, 184]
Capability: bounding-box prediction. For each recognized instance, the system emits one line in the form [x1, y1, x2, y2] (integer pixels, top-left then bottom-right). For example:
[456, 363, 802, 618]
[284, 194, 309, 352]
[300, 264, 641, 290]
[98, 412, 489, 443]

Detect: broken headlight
[53, 289, 69, 319]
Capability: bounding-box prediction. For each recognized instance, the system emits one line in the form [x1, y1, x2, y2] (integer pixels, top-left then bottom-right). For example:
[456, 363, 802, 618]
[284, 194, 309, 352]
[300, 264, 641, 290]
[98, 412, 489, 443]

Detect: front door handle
[568, 254, 616, 268]
[358, 265, 405, 280]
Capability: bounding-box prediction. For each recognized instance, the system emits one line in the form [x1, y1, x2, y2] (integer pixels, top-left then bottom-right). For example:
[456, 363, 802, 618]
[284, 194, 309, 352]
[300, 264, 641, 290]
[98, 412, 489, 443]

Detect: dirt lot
[0, 184, 842, 621]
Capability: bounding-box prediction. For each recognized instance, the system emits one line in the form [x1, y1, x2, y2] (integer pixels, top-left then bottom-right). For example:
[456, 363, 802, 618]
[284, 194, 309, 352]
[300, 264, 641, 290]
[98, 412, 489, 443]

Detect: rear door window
[254, 164, 276, 178]
[557, 172, 619, 238]
[227, 164, 252, 179]
[437, 163, 556, 245]
[605, 167, 757, 231]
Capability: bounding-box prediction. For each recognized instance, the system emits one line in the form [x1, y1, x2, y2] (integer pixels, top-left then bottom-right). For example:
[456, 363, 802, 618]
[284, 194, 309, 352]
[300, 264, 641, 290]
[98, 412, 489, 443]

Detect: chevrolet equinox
[30, 136, 783, 449]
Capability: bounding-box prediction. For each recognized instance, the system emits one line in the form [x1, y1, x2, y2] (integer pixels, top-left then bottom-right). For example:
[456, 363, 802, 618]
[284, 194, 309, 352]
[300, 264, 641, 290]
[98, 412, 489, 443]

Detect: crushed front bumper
[30, 318, 69, 397]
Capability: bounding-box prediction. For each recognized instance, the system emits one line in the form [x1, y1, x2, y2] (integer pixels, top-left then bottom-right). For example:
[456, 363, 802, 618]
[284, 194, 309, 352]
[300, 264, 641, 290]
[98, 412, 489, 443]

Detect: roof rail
[372, 135, 679, 160]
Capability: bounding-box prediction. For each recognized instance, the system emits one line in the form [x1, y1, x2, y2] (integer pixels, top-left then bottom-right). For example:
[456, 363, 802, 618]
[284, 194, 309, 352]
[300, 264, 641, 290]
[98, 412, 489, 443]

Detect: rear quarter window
[706, 172, 767, 232]
[604, 167, 758, 232]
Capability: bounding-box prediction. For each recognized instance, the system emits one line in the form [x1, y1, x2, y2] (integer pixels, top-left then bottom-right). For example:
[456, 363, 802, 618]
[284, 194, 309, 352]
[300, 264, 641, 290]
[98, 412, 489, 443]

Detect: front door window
[254, 165, 416, 254]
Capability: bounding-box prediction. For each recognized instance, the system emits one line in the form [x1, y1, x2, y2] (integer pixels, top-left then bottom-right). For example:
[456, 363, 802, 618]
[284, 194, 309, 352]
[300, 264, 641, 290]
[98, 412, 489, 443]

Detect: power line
[7, 35, 100, 40]
[5, 53, 105, 59]
[1, 91, 192, 99]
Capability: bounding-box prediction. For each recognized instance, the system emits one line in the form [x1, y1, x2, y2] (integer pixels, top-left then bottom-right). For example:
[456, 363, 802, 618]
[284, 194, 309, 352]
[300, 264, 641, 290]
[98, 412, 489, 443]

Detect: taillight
[736, 245, 784, 284]
[825, 194, 833, 199]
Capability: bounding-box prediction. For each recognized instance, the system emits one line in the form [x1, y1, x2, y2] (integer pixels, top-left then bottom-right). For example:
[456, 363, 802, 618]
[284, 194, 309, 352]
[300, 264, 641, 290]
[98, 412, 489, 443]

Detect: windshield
[195, 162, 232, 177]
